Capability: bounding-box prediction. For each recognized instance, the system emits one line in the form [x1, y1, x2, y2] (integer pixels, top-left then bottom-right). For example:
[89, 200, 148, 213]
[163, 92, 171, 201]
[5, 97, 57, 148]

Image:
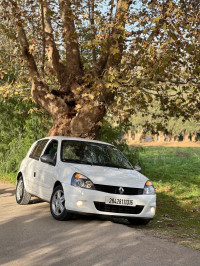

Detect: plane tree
[1, 0, 199, 138]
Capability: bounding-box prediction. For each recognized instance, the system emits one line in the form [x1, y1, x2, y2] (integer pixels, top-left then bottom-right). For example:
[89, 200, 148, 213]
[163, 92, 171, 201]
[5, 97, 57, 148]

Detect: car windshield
[61, 140, 133, 170]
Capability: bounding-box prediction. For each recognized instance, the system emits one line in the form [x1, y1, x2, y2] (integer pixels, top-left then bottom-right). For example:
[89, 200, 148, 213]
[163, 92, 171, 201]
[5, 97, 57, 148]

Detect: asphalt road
[0, 182, 200, 266]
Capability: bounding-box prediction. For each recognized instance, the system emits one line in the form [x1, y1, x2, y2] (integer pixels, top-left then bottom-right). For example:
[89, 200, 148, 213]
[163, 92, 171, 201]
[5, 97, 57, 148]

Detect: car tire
[16, 176, 31, 205]
[50, 185, 71, 221]
[127, 218, 151, 226]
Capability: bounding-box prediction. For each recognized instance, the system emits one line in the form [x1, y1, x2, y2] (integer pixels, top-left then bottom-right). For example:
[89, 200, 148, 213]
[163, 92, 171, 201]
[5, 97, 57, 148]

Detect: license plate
[105, 197, 135, 206]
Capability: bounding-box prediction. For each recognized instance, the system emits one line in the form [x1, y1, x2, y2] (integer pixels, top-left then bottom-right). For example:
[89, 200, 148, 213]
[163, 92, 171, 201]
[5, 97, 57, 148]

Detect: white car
[16, 137, 156, 225]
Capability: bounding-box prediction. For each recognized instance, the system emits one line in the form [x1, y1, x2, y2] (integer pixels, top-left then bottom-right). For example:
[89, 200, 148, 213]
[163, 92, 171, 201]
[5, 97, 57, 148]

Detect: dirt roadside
[129, 141, 200, 147]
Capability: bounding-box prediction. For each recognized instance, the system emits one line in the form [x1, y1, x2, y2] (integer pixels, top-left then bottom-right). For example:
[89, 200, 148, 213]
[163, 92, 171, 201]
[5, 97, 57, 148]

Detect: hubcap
[52, 190, 65, 216]
[16, 179, 23, 201]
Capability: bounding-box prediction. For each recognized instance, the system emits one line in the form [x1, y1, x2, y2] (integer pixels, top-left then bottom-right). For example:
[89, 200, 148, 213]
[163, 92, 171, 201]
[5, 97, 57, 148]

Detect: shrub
[0, 96, 51, 173]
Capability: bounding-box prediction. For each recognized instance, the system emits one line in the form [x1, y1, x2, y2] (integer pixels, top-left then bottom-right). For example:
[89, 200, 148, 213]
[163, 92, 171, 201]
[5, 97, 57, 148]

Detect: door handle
[34, 172, 36, 177]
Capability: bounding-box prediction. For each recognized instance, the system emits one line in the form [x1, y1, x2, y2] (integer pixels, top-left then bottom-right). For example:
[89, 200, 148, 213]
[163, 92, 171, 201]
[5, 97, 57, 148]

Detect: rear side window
[29, 139, 49, 160]
[43, 140, 58, 163]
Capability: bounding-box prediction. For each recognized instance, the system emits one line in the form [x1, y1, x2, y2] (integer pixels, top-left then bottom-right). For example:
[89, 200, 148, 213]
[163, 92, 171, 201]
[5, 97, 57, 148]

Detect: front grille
[94, 184, 143, 195]
[94, 202, 144, 214]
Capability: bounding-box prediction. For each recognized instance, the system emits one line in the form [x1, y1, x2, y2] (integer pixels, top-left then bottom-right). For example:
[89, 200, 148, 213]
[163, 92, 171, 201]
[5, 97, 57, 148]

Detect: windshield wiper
[103, 162, 133, 169]
[102, 162, 121, 168]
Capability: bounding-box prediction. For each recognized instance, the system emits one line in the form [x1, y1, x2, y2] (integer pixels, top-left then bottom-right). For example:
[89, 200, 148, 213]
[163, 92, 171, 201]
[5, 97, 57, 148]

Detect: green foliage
[99, 119, 142, 167]
[0, 96, 51, 173]
[99, 120, 125, 147]
[130, 97, 200, 137]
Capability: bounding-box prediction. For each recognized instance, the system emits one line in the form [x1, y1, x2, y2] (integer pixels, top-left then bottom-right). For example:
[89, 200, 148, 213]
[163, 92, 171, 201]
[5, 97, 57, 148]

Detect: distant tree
[0, 0, 199, 138]
[129, 97, 200, 142]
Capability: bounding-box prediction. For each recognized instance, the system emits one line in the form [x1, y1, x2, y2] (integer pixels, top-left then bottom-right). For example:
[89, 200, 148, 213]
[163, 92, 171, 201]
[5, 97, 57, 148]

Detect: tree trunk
[152, 135, 157, 141]
[191, 134, 196, 142]
[168, 134, 173, 142]
[174, 135, 178, 142]
[182, 133, 190, 142]
[158, 131, 165, 142]
[135, 131, 143, 142]
[165, 134, 171, 142]
[124, 130, 132, 144]
[155, 134, 159, 142]
[48, 104, 105, 139]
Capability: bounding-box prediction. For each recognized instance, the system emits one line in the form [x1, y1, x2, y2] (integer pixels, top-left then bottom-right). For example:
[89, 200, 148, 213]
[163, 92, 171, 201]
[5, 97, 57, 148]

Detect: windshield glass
[61, 140, 133, 170]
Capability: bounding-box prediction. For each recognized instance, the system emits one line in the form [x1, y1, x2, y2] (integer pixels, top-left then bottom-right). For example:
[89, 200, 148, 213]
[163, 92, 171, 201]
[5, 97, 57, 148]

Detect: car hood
[69, 164, 148, 188]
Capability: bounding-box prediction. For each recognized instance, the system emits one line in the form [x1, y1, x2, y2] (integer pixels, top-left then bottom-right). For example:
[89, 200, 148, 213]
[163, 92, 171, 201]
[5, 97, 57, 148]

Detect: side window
[29, 139, 49, 160]
[43, 140, 58, 163]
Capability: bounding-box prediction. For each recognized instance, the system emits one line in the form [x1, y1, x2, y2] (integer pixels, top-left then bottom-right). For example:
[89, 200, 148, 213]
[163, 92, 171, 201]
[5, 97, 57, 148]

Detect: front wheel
[127, 218, 151, 226]
[16, 176, 31, 205]
[50, 185, 71, 221]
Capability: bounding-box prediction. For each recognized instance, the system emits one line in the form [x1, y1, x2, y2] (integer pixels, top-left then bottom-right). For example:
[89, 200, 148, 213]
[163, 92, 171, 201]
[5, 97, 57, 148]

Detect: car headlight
[143, 180, 155, 195]
[71, 173, 95, 189]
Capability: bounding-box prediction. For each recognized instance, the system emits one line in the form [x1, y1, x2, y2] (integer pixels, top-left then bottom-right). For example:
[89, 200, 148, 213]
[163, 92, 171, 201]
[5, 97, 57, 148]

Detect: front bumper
[63, 184, 156, 218]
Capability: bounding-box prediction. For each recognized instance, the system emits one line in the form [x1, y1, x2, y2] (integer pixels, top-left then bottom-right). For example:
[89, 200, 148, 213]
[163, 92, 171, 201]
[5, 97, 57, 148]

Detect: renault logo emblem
[119, 187, 124, 194]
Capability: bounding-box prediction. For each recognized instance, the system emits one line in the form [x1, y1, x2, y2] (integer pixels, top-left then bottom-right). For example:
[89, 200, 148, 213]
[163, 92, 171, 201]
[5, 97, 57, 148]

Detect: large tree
[1, 0, 199, 138]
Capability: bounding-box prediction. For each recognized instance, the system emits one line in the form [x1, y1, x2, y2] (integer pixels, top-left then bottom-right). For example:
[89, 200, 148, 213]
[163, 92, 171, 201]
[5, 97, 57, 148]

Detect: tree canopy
[0, 0, 199, 138]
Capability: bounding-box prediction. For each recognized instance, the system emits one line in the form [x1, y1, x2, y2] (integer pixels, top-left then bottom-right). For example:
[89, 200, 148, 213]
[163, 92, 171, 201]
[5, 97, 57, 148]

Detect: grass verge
[0, 172, 16, 184]
[135, 146, 200, 250]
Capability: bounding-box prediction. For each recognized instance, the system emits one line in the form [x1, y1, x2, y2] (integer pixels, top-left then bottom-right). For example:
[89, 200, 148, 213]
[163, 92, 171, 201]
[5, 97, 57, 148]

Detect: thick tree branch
[31, 80, 69, 121]
[9, 0, 70, 122]
[120, 76, 199, 88]
[40, 1, 45, 76]
[88, 0, 96, 65]
[95, 0, 131, 76]
[58, 0, 82, 81]
[40, 0, 67, 88]
[106, 0, 131, 69]
[70, 104, 105, 138]
[109, 0, 115, 36]
[9, 0, 39, 81]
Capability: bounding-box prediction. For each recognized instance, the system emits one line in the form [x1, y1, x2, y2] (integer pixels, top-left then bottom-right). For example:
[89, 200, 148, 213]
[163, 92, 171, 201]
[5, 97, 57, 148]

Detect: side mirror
[40, 154, 56, 166]
[134, 165, 141, 172]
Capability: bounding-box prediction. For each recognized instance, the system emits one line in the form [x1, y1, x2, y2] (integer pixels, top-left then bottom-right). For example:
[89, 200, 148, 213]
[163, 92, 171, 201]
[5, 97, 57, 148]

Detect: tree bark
[48, 103, 105, 139]
[174, 135, 178, 142]
[124, 130, 134, 144]
[191, 134, 196, 142]
[158, 131, 165, 142]
[58, 0, 82, 82]
[182, 133, 190, 142]
[42, 1, 67, 87]
[135, 131, 143, 142]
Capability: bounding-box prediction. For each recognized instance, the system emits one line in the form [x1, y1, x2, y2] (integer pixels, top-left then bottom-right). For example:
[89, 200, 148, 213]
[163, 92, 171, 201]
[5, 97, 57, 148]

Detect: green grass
[0, 172, 16, 184]
[135, 146, 200, 250]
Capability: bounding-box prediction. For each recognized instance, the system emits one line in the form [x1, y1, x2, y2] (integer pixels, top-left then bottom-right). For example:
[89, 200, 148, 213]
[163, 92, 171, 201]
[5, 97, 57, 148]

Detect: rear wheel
[127, 218, 151, 226]
[50, 185, 71, 221]
[16, 176, 31, 205]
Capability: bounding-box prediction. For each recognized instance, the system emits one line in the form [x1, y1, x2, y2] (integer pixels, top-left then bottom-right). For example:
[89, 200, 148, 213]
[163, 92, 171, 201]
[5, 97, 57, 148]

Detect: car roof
[39, 136, 113, 146]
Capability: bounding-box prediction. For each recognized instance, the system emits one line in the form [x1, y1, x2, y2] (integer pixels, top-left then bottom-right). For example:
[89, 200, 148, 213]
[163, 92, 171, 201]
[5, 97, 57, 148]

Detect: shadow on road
[1, 184, 200, 266]
[0, 185, 45, 204]
[0, 187, 15, 197]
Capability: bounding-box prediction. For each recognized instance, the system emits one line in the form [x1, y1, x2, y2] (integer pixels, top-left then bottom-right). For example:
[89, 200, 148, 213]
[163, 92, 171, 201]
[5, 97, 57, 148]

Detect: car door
[25, 139, 49, 195]
[36, 140, 58, 201]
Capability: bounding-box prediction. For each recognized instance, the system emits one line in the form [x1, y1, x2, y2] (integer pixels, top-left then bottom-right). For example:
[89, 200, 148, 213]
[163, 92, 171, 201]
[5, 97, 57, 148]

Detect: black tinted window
[43, 140, 58, 162]
[29, 139, 49, 160]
